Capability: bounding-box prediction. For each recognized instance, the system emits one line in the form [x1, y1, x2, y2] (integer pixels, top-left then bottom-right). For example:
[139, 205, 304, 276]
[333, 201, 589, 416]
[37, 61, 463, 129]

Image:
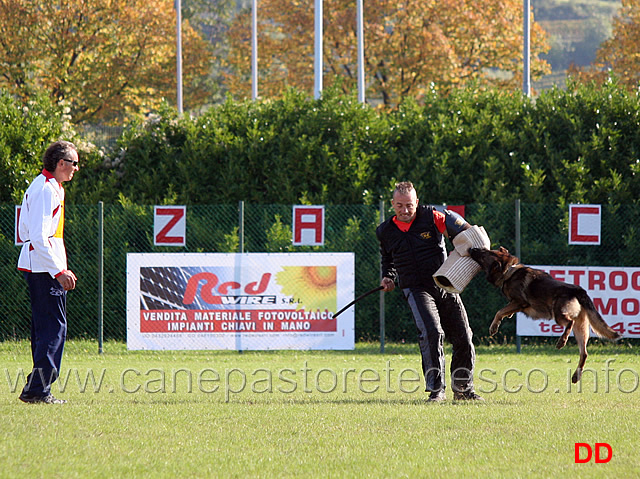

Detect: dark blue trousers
[21, 272, 67, 397]
[403, 284, 475, 393]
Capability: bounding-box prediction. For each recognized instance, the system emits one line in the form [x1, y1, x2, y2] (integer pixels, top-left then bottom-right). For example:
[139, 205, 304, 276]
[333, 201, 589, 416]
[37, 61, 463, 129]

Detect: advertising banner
[127, 252, 355, 350]
[516, 265, 640, 338]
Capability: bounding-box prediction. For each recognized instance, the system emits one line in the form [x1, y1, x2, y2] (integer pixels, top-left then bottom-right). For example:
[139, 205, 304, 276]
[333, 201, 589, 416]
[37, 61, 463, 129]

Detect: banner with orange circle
[127, 252, 355, 350]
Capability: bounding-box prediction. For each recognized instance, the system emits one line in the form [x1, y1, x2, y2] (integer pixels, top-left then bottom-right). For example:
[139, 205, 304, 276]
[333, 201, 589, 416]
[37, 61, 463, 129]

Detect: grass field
[1, 340, 638, 478]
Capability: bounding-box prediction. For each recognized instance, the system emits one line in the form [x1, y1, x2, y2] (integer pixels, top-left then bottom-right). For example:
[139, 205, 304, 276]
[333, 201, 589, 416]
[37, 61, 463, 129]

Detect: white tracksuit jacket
[17, 170, 67, 278]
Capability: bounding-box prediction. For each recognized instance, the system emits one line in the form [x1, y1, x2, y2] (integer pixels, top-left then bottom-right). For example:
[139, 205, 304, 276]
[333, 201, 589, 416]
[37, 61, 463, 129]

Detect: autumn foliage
[570, 0, 640, 89]
[0, 0, 213, 124]
[225, 0, 551, 104]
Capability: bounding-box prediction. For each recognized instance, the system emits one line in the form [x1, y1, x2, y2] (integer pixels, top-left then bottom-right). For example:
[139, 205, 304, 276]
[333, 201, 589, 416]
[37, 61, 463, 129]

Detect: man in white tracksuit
[17, 141, 79, 404]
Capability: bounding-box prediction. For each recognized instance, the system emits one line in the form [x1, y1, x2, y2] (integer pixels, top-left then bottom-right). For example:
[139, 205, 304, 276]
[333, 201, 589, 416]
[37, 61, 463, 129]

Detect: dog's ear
[499, 246, 509, 254]
[486, 261, 503, 283]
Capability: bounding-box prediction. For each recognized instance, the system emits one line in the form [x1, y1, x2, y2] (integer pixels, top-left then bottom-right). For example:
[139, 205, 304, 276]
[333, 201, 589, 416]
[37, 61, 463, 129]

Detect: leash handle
[333, 285, 384, 319]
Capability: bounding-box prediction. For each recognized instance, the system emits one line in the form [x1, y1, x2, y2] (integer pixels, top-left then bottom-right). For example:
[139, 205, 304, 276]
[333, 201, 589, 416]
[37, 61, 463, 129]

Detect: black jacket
[376, 204, 447, 289]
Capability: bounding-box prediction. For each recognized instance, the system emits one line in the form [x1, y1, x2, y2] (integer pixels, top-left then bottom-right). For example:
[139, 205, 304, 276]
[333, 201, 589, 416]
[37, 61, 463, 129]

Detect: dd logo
[574, 443, 613, 463]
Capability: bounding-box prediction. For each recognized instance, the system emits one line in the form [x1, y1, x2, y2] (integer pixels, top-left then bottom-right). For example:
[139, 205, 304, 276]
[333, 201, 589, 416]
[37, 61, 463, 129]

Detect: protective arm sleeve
[443, 209, 471, 240]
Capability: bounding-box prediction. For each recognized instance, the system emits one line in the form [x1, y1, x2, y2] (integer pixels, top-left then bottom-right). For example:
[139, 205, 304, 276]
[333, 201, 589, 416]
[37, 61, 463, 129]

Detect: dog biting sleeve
[433, 225, 491, 293]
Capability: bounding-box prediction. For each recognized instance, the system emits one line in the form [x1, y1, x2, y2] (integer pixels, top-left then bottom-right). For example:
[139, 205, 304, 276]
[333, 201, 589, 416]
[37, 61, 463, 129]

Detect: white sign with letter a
[292, 205, 325, 246]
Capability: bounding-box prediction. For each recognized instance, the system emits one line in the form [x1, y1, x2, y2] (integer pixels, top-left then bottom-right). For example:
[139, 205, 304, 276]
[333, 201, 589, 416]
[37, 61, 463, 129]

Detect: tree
[182, 0, 240, 105]
[569, 0, 640, 89]
[0, 0, 213, 124]
[224, 0, 550, 105]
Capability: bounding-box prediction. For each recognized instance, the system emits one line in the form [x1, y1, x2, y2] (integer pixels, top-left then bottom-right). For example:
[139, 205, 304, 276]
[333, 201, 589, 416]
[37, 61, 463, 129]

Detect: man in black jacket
[377, 181, 482, 402]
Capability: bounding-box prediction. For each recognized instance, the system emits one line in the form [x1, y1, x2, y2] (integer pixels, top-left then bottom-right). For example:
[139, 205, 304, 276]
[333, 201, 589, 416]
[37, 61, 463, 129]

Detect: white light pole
[523, 0, 531, 97]
[251, 0, 258, 100]
[176, 0, 183, 113]
[314, 0, 323, 99]
[356, 0, 365, 103]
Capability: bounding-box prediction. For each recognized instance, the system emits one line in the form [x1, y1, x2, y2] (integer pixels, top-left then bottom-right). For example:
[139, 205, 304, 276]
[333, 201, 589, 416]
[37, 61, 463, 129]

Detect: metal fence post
[238, 201, 245, 354]
[239, 201, 245, 253]
[98, 201, 104, 354]
[379, 200, 385, 353]
[515, 198, 521, 353]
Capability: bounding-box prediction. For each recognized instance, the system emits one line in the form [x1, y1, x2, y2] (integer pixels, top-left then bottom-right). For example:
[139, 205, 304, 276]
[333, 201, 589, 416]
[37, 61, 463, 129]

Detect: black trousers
[403, 285, 475, 393]
[21, 272, 67, 397]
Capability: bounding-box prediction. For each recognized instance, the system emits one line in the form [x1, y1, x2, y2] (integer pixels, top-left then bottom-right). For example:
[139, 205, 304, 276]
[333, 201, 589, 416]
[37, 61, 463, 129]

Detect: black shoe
[427, 390, 446, 402]
[453, 390, 484, 401]
[19, 393, 67, 404]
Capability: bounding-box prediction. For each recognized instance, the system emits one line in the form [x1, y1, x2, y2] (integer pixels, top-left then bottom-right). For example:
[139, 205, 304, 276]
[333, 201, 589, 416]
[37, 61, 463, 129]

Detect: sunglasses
[63, 159, 79, 167]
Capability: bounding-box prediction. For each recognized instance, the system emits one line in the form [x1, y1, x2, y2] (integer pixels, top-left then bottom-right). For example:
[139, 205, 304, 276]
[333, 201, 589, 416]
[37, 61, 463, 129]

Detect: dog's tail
[577, 290, 622, 341]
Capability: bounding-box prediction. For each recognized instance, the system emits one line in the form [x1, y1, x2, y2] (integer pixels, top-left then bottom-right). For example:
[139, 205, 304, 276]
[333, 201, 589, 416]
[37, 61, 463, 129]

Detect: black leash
[333, 285, 385, 319]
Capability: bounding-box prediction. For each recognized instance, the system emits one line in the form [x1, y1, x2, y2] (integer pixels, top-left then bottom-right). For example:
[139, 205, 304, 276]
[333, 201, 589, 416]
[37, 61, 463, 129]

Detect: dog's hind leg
[554, 299, 579, 350]
[571, 314, 590, 384]
[556, 320, 573, 350]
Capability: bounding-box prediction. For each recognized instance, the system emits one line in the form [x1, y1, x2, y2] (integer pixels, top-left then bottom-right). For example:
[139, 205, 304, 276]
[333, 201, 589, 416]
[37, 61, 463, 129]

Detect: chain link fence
[1, 202, 639, 351]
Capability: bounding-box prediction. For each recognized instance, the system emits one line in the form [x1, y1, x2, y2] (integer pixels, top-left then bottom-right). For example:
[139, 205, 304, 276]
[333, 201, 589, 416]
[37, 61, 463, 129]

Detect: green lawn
[1, 341, 637, 478]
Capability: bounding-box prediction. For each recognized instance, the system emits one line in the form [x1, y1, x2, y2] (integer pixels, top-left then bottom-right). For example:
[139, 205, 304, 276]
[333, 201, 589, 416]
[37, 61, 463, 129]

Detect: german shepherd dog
[469, 247, 621, 383]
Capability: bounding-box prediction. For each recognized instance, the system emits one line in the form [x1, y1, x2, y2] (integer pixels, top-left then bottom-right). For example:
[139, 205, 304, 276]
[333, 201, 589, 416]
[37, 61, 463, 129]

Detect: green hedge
[2, 83, 640, 208]
[63, 82, 640, 209]
[0, 91, 77, 203]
